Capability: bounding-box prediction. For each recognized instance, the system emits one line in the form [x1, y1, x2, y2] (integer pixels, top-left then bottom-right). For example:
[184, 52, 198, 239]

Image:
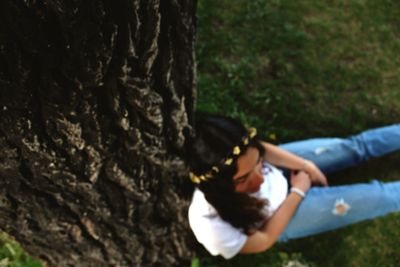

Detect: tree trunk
[0, 0, 197, 266]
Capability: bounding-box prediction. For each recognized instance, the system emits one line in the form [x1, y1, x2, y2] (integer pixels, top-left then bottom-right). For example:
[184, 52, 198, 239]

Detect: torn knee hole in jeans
[314, 147, 330, 155]
[332, 198, 351, 216]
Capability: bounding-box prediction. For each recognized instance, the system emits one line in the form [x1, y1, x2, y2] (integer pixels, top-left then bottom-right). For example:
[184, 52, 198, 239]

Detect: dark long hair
[188, 115, 268, 234]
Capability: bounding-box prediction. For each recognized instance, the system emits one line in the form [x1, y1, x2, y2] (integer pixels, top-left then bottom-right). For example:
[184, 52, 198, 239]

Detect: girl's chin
[249, 182, 263, 193]
[250, 187, 260, 193]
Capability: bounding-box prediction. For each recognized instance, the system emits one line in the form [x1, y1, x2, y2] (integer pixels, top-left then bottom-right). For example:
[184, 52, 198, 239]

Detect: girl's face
[233, 146, 264, 193]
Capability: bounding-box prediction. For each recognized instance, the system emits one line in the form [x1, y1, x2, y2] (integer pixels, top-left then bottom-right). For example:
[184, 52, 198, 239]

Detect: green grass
[195, 0, 400, 266]
[197, 0, 400, 141]
[0, 233, 42, 267]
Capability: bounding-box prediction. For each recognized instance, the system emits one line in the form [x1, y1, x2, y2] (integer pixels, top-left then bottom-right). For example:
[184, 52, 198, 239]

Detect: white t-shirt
[188, 162, 288, 259]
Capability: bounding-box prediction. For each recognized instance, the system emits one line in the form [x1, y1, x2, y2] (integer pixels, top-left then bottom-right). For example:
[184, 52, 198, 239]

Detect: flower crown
[189, 127, 257, 184]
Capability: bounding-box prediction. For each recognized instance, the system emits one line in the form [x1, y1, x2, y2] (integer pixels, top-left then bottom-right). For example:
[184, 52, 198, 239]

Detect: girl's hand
[303, 160, 328, 186]
[290, 170, 311, 193]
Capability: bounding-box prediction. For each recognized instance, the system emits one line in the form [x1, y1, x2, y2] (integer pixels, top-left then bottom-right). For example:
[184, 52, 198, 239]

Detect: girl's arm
[261, 141, 328, 186]
[240, 171, 310, 253]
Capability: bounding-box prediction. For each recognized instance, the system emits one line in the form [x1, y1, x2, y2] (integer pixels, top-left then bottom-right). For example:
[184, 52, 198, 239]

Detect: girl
[188, 115, 400, 259]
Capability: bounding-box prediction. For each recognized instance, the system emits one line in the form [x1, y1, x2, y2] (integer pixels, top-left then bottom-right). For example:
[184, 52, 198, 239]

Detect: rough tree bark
[0, 0, 197, 266]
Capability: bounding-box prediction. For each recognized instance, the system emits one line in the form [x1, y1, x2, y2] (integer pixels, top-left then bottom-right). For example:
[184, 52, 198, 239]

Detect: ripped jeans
[277, 124, 400, 241]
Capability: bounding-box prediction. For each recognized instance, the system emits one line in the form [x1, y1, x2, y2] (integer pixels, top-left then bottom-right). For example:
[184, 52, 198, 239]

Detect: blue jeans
[276, 124, 400, 241]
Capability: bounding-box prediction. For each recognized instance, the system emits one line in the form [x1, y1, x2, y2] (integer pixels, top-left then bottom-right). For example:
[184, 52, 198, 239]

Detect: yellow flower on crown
[189, 126, 258, 184]
[248, 127, 257, 138]
[190, 173, 201, 184]
[224, 158, 233, 165]
[243, 137, 249, 145]
[212, 166, 220, 173]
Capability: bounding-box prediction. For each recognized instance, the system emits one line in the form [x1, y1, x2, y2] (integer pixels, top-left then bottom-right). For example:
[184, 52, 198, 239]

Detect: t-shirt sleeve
[188, 189, 248, 259]
[190, 214, 247, 259]
[207, 218, 248, 259]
